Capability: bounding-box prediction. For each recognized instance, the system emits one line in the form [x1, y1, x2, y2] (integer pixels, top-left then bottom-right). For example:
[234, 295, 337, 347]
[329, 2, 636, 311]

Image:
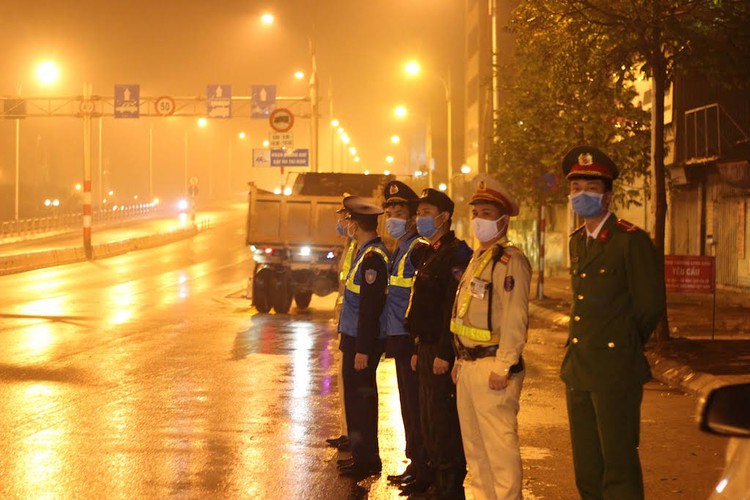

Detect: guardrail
[0, 203, 160, 241]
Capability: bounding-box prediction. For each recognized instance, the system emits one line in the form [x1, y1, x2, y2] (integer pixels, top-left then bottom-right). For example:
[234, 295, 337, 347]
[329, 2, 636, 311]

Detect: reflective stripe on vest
[345, 247, 389, 294]
[389, 237, 427, 288]
[339, 240, 356, 282]
[449, 247, 497, 341]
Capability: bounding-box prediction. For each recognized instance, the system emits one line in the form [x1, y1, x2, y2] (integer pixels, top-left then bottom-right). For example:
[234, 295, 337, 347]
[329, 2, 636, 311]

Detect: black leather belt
[456, 344, 524, 373]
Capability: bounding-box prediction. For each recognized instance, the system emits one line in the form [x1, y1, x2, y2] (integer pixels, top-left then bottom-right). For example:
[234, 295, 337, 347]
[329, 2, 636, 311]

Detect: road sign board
[271, 149, 309, 167]
[207, 84, 232, 118]
[154, 96, 176, 116]
[270, 132, 293, 148]
[114, 84, 140, 118]
[251, 85, 276, 119]
[252, 149, 271, 168]
[269, 108, 294, 132]
[664, 255, 715, 294]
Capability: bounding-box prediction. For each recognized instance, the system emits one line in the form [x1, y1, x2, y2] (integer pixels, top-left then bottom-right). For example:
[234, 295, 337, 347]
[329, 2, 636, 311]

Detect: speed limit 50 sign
[154, 96, 176, 116]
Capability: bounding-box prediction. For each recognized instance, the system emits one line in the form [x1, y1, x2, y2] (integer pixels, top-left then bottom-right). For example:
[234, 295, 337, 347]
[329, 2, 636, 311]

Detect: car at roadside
[698, 382, 750, 498]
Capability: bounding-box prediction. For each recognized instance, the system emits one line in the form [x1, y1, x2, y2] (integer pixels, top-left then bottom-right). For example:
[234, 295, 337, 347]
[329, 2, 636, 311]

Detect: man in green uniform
[561, 146, 666, 500]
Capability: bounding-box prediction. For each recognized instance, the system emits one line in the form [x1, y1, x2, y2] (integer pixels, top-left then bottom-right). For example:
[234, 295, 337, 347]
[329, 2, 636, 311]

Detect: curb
[0, 225, 201, 276]
[528, 302, 716, 397]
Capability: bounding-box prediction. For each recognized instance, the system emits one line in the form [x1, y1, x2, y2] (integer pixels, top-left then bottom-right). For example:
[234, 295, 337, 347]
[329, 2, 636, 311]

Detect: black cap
[383, 180, 418, 208]
[562, 146, 619, 181]
[417, 188, 454, 216]
[343, 195, 383, 223]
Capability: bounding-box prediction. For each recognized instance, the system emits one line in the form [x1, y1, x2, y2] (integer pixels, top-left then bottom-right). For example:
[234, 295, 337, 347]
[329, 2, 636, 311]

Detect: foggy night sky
[0, 0, 463, 215]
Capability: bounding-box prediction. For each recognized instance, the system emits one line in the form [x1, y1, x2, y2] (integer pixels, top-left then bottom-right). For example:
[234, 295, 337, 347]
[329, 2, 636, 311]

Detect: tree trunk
[650, 10, 671, 342]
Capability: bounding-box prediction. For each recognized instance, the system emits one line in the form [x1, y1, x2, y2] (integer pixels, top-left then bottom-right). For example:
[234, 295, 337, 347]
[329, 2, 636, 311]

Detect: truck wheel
[272, 272, 293, 314]
[294, 291, 312, 310]
[253, 268, 272, 313]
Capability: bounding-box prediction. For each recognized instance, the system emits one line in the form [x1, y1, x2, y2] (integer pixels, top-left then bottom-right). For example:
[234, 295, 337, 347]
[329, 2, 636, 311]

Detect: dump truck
[246, 172, 392, 314]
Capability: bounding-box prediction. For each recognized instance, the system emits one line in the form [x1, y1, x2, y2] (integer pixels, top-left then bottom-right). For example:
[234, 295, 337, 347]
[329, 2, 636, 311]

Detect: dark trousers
[395, 352, 429, 475]
[341, 341, 383, 465]
[566, 384, 645, 500]
[417, 342, 466, 475]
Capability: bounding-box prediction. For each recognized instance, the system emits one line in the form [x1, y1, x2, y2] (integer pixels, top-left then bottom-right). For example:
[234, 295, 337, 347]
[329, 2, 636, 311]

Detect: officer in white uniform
[451, 174, 530, 500]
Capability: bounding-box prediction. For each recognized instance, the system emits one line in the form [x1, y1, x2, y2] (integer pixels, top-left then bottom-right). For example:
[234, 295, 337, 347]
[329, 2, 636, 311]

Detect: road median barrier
[0, 224, 202, 276]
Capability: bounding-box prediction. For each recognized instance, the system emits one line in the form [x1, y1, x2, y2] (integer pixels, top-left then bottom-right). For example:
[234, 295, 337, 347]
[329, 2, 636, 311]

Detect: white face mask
[471, 215, 507, 243]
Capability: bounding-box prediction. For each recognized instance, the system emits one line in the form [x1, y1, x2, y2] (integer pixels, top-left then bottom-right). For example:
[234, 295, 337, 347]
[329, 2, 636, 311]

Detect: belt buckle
[459, 349, 474, 361]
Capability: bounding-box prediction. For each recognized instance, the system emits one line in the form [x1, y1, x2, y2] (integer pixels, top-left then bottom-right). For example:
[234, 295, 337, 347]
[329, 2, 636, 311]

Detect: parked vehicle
[698, 382, 750, 498]
[245, 172, 391, 313]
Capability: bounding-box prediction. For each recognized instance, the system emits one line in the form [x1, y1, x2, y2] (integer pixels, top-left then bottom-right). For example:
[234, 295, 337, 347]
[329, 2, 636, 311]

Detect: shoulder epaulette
[570, 224, 586, 237]
[616, 219, 639, 233]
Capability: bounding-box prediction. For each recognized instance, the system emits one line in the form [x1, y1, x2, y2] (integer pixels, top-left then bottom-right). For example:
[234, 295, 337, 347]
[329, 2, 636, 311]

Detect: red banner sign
[664, 255, 715, 294]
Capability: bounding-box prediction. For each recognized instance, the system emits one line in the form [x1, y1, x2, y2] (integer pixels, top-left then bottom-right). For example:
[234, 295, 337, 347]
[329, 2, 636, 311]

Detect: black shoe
[338, 462, 382, 480]
[326, 435, 348, 447]
[399, 478, 432, 496]
[406, 484, 438, 499]
[387, 464, 416, 484]
[337, 457, 355, 468]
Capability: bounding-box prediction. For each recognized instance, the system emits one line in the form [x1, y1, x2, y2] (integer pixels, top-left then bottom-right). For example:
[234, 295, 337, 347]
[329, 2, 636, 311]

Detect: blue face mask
[336, 220, 346, 236]
[416, 215, 439, 238]
[570, 191, 604, 218]
[386, 217, 408, 239]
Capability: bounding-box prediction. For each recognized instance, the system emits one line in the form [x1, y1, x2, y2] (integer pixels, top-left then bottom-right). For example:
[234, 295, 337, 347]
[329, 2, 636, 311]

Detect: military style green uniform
[562, 214, 665, 499]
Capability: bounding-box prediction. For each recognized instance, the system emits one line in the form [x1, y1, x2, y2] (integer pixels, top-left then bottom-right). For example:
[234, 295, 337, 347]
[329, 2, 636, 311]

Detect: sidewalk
[530, 273, 750, 397]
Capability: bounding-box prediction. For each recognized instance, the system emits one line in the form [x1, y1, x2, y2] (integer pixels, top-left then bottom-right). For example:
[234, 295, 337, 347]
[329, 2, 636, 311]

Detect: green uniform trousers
[566, 384, 644, 500]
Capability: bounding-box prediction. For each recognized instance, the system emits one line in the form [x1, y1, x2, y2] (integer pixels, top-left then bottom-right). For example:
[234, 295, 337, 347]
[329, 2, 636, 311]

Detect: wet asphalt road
[0, 205, 729, 499]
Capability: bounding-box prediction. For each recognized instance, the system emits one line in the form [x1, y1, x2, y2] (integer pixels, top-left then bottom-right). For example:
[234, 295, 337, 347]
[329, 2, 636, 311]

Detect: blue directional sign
[251, 85, 276, 119]
[114, 84, 140, 118]
[271, 149, 309, 167]
[207, 84, 232, 118]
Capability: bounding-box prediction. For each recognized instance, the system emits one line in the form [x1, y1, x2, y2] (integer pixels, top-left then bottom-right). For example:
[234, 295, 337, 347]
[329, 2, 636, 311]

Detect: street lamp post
[404, 61, 453, 197]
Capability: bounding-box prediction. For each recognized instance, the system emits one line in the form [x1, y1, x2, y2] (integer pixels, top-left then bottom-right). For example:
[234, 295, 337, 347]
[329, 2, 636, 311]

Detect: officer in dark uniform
[405, 188, 473, 499]
[561, 146, 666, 500]
[336, 195, 390, 480]
[380, 181, 432, 494]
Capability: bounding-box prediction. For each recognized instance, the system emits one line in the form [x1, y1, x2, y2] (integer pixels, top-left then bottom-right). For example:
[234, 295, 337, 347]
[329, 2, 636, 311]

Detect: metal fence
[0, 203, 160, 240]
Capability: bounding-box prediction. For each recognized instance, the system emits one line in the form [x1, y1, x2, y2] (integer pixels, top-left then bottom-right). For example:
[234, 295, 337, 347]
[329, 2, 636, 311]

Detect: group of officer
[326, 145, 664, 500]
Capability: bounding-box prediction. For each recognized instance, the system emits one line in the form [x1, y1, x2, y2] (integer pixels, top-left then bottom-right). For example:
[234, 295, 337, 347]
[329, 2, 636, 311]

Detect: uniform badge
[365, 269, 377, 284]
[598, 228, 610, 242]
[578, 153, 593, 166]
[504, 276, 515, 291]
[390, 184, 399, 195]
[451, 266, 464, 282]
[478, 180, 486, 191]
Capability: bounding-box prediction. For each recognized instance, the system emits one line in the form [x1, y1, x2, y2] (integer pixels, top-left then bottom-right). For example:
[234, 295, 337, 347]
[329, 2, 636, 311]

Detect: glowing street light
[438, 183, 448, 191]
[294, 70, 305, 80]
[261, 13, 274, 25]
[461, 164, 472, 174]
[394, 105, 408, 119]
[36, 61, 61, 86]
[391, 135, 401, 144]
[354, 156, 361, 163]
[384, 170, 391, 176]
[349, 146, 357, 155]
[405, 60, 421, 76]
[197, 117, 207, 127]
[263, 140, 270, 147]
[238, 131, 247, 140]
[331, 119, 340, 127]
[386, 155, 394, 164]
